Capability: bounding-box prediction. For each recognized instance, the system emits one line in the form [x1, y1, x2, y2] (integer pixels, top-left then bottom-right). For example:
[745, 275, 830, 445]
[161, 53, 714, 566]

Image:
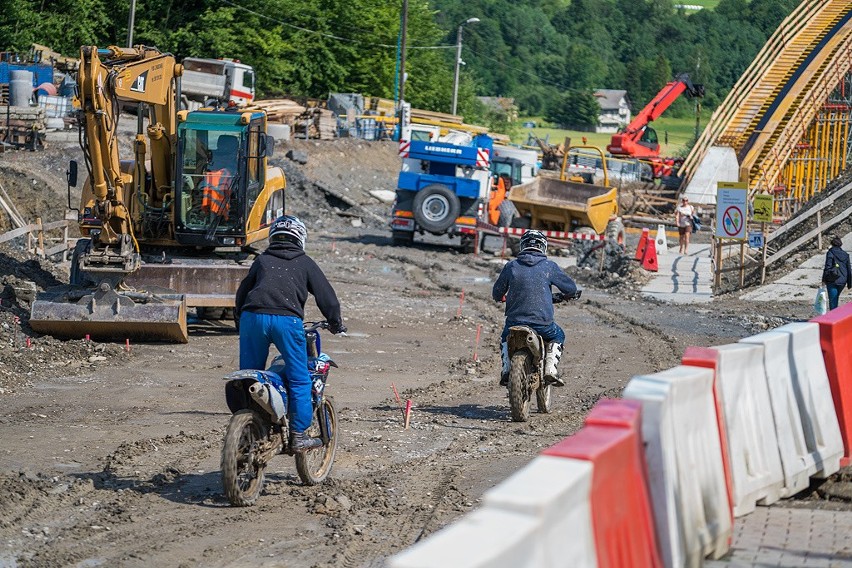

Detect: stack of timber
[0, 106, 46, 150]
[253, 99, 307, 125]
[293, 107, 336, 140]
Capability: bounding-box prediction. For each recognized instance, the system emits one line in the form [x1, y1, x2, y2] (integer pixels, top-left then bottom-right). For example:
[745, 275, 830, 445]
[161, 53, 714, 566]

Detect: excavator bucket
[29, 284, 188, 343]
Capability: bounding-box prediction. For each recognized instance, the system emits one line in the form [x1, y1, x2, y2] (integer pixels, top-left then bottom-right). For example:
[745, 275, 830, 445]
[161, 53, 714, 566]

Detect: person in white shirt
[674, 196, 696, 255]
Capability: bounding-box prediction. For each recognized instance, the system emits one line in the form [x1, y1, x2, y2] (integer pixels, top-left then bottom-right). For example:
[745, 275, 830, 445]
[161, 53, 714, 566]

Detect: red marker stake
[473, 323, 482, 362]
[26, 337, 31, 349]
[404, 399, 412, 430]
[331, 239, 336, 252]
[457, 289, 465, 318]
[85, 334, 90, 342]
[391, 382, 402, 407]
[125, 338, 131, 352]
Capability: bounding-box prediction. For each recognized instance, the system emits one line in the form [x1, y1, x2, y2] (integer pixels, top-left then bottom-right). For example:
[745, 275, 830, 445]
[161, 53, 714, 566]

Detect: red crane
[606, 73, 704, 175]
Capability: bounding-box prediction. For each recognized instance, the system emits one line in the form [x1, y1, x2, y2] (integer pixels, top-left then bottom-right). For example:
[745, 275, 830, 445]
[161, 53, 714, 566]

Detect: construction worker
[234, 215, 346, 451]
[199, 134, 240, 220]
[492, 230, 579, 387]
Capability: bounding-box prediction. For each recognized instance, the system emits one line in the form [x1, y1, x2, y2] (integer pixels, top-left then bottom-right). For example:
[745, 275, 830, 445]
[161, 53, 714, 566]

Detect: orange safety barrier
[543, 398, 662, 568]
[641, 239, 659, 272]
[681, 347, 735, 529]
[635, 228, 650, 261]
[812, 303, 852, 467]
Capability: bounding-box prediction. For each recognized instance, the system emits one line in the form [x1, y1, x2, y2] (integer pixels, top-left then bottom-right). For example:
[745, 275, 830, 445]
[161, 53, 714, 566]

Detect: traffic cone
[654, 224, 668, 256]
[641, 238, 658, 272]
[634, 228, 650, 261]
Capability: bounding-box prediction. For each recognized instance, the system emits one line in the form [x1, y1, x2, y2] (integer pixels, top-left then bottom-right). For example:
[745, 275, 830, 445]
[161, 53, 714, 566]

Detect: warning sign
[753, 193, 773, 223]
[715, 182, 748, 240]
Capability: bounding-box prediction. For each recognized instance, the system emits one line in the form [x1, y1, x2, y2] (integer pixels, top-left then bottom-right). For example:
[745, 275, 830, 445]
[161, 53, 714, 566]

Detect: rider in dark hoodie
[824, 236, 852, 310]
[235, 215, 345, 451]
[492, 230, 579, 387]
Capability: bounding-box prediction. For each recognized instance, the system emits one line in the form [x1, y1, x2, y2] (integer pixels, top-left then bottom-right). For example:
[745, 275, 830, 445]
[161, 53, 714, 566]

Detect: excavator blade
[29, 285, 188, 343]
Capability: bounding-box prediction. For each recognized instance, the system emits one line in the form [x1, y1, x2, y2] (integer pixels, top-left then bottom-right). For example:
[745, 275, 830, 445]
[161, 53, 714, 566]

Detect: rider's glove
[329, 322, 347, 335]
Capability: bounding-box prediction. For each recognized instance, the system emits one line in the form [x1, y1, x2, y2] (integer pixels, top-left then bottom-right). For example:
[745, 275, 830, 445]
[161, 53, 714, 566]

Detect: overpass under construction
[681, 0, 852, 219]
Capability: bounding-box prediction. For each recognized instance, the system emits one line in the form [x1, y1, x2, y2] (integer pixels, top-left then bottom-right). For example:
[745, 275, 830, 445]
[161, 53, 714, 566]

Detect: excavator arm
[76, 45, 182, 273]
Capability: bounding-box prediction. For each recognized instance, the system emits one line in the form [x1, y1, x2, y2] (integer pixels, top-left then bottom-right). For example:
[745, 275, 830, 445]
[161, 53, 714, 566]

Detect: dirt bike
[221, 321, 339, 506]
[506, 291, 581, 422]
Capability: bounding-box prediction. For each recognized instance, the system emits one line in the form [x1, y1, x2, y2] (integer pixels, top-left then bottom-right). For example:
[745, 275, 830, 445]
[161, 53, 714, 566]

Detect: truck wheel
[604, 218, 626, 250]
[497, 200, 518, 228]
[412, 184, 460, 234]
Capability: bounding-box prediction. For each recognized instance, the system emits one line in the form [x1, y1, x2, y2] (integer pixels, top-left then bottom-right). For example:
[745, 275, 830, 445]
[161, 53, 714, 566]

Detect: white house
[594, 89, 631, 134]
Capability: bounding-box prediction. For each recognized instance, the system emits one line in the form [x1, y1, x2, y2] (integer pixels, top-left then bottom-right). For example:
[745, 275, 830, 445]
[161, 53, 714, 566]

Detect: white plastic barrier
[624, 365, 731, 568]
[740, 330, 814, 496]
[387, 508, 540, 568]
[482, 456, 597, 568]
[713, 343, 784, 516]
[778, 322, 843, 478]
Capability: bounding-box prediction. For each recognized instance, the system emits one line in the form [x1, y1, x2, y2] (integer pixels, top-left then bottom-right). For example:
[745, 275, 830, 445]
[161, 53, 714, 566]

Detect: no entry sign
[715, 182, 748, 239]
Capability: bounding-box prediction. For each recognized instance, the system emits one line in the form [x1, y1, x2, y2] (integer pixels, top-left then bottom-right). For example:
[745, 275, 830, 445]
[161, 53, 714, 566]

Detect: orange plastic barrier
[682, 347, 734, 525]
[642, 239, 659, 272]
[543, 399, 662, 568]
[812, 303, 852, 467]
[635, 228, 650, 261]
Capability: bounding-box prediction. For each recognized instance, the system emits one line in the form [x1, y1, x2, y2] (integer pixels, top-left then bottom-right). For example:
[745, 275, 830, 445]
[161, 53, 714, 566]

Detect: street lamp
[451, 17, 479, 116]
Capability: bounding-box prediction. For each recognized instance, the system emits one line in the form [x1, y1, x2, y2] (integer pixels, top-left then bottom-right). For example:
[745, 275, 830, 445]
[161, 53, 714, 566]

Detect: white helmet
[519, 229, 547, 254]
[270, 215, 307, 249]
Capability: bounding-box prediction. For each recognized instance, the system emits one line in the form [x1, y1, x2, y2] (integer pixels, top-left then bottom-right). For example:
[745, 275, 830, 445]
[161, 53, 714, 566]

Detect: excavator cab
[174, 109, 276, 247]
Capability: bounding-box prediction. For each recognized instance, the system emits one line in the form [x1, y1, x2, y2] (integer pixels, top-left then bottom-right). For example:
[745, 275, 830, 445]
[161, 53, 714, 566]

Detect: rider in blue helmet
[492, 229, 579, 387]
[235, 215, 345, 451]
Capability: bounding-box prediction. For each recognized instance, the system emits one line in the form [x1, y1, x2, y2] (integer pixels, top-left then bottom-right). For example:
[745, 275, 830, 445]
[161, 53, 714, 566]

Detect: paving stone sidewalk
[707, 506, 852, 567]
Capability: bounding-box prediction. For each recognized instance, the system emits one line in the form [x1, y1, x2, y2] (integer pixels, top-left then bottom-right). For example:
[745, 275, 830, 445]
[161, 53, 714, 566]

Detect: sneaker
[289, 431, 322, 452]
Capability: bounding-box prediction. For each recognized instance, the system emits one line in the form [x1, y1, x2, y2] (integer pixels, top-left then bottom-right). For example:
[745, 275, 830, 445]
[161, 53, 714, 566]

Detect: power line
[220, 0, 455, 50]
[465, 46, 572, 91]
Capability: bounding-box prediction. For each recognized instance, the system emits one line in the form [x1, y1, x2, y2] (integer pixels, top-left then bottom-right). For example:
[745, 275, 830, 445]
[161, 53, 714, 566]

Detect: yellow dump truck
[506, 146, 623, 244]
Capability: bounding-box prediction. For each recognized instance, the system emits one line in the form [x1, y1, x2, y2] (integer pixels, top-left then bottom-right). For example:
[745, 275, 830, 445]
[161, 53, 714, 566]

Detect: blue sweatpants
[501, 321, 565, 345]
[239, 311, 313, 433]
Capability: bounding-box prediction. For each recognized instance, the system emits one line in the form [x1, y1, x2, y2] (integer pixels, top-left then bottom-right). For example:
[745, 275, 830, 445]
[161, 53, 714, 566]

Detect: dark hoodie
[825, 245, 852, 289]
[491, 251, 578, 326]
[235, 241, 342, 328]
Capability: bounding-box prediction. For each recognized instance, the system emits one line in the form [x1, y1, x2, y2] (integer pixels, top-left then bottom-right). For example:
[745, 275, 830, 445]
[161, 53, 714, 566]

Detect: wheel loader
[29, 45, 286, 343]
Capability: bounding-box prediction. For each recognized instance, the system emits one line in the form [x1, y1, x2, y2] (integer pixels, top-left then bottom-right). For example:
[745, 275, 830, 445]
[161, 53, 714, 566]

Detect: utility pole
[451, 17, 479, 116]
[397, 0, 408, 140]
[127, 0, 137, 48]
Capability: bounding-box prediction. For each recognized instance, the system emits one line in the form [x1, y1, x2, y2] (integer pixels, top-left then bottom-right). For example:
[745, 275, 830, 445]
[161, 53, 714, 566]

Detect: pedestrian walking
[823, 237, 852, 310]
[674, 196, 695, 255]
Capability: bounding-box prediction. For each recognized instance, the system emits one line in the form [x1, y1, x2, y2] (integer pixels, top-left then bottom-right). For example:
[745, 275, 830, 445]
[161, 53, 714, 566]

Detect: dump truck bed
[508, 175, 618, 234]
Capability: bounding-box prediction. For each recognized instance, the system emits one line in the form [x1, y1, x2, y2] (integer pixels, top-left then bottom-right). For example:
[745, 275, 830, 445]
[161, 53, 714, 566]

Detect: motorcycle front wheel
[295, 396, 339, 485]
[508, 351, 533, 422]
[222, 409, 268, 506]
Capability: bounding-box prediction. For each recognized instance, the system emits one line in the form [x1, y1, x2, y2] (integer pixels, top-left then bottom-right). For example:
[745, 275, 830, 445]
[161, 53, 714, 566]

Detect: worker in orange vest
[199, 168, 232, 220]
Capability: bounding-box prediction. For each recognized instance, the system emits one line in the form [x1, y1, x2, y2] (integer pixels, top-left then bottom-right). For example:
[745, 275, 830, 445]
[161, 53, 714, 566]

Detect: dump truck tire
[497, 200, 518, 228]
[413, 184, 460, 234]
[604, 218, 625, 250]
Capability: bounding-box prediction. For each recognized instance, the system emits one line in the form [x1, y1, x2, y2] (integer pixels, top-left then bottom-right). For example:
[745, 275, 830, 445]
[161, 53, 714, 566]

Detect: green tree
[545, 89, 600, 129]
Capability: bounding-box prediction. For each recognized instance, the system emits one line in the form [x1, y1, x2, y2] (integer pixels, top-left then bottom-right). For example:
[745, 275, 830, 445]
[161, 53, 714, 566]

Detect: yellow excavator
[29, 45, 286, 342]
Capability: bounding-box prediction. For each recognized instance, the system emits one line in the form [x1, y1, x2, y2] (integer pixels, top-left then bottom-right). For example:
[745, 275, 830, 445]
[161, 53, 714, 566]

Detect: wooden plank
[40, 219, 70, 231]
[44, 241, 71, 256]
[0, 223, 35, 244]
[765, 201, 852, 267]
[766, 179, 852, 244]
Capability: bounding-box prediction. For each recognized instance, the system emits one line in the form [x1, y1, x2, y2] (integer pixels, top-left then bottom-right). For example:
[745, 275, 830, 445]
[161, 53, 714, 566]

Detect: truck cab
[180, 58, 256, 111]
[391, 133, 493, 250]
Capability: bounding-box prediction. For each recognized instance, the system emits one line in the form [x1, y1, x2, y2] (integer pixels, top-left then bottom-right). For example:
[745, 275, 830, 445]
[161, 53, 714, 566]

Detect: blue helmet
[270, 215, 307, 248]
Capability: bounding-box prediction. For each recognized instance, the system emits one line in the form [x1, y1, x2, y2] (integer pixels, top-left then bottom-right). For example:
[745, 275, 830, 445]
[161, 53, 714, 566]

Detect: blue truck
[0, 53, 53, 93]
[391, 133, 495, 251]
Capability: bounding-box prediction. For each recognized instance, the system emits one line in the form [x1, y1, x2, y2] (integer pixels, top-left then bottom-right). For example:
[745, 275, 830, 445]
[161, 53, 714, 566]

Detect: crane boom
[607, 73, 704, 159]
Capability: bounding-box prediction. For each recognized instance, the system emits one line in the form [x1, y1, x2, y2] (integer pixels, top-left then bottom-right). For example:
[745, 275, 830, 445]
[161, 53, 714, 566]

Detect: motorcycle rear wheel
[222, 409, 268, 506]
[295, 397, 339, 485]
[536, 384, 553, 414]
[508, 351, 533, 422]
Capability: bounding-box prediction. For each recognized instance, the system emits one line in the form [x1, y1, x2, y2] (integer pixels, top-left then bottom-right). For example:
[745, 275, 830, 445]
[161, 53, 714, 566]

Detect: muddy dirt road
[0, 226, 822, 568]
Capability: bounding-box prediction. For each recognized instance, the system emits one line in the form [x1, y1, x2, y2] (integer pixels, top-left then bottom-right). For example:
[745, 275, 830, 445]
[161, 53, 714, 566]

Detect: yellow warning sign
[753, 193, 773, 223]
